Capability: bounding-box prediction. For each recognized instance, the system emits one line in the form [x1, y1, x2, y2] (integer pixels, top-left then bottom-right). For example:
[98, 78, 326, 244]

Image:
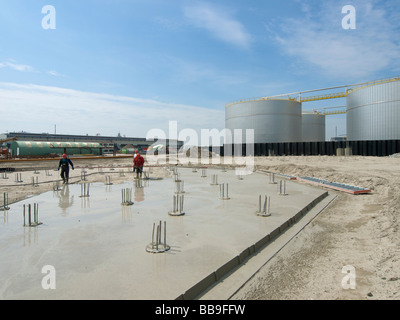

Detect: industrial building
[224, 75, 400, 156]
[0, 132, 183, 158]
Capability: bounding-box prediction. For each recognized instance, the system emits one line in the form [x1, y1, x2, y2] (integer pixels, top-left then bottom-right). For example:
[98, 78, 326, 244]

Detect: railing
[225, 75, 400, 108]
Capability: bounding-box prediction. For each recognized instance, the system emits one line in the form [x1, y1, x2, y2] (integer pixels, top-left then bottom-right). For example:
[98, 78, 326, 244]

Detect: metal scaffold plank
[297, 177, 371, 194]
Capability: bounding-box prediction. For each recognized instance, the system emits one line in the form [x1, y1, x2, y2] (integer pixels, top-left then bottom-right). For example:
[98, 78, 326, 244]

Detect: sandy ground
[233, 155, 400, 300]
[1, 154, 400, 300]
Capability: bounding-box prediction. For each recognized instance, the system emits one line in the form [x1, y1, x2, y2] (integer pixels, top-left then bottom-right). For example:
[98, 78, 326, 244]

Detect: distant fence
[212, 140, 400, 157]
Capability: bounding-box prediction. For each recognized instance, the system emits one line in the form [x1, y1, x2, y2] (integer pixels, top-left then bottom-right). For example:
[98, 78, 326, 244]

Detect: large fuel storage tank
[225, 99, 302, 143]
[347, 80, 400, 140]
[302, 112, 326, 142]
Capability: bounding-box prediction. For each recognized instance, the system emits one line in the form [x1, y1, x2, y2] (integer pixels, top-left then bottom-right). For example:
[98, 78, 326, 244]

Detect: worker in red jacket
[133, 151, 144, 179]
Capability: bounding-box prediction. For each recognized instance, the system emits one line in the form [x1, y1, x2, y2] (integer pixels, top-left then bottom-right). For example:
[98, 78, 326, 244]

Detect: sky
[1, 0, 400, 143]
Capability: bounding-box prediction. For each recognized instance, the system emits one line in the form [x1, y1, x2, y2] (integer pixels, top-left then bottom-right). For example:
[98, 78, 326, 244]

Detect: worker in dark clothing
[58, 153, 74, 184]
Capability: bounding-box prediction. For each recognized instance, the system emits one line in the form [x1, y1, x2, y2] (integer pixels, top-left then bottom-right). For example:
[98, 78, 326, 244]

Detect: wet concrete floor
[0, 168, 325, 299]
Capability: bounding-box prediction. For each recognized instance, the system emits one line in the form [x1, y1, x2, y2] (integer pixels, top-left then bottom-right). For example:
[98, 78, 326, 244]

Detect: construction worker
[58, 153, 74, 184]
[133, 149, 138, 173]
[134, 150, 144, 179]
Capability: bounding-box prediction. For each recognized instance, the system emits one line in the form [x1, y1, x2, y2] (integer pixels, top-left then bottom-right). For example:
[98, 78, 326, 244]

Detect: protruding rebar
[151, 223, 155, 249]
[210, 174, 218, 185]
[219, 183, 230, 200]
[180, 195, 184, 213]
[105, 176, 113, 185]
[15, 173, 23, 183]
[121, 188, 134, 205]
[31, 176, 39, 187]
[155, 224, 159, 249]
[1, 192, 10, 211]
[269, 172, 277, 184]
[201, 168, 207, 178]
[159, 221, 162, 245]
[256, 194, 271, 216]
[164, 221, 167, 246]
[146, 220, 170, 253]
[278, 180, 288, 195]
[34, 203, 39, 224]
[169, 194, 185, 215]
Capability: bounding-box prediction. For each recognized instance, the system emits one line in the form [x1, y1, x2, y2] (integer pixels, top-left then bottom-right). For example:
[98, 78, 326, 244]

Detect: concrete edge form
[175, 191, 331, 300]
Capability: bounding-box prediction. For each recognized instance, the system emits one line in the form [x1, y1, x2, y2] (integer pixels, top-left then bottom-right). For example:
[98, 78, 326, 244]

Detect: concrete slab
[0, 168, 326, 300]
[198, 192, 337, 300]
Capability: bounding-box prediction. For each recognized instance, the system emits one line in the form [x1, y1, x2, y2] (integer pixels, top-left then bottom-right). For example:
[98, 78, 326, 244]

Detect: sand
[232, 155, 400, 300]
[1, 154, 399, 300]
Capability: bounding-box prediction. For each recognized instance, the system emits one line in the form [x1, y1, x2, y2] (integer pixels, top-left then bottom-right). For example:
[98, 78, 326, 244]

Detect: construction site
[1, 75, 400, 300]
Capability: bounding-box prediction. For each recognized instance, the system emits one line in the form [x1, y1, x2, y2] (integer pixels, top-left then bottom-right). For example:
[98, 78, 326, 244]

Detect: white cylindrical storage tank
[302, 112, 326, 142]
[347, 80, 400, 140]
[225, 99, 302, 143]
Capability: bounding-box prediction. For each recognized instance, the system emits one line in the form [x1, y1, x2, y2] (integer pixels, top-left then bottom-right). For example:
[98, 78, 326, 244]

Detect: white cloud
[271, 0, 400, 80]
[183, 2, 252, 49]
[0, 60, 34, 72]
[47, 70, 67, 77]
[0, 82, 225, 141]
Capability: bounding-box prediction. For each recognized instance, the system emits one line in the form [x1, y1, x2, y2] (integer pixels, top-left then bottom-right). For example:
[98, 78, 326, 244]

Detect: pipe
[164, 221, 167, 246]
[263, 195, 267, 213]
[152, 223, 155, 249]
[159, 221, 162, 245]
[180, 195, 184, 213]
[156, 225, 159, 250]
[28, 204, 31, 226]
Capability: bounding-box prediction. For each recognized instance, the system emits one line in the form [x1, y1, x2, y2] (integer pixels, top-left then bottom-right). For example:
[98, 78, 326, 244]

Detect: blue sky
[1, 0, 400, 142]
